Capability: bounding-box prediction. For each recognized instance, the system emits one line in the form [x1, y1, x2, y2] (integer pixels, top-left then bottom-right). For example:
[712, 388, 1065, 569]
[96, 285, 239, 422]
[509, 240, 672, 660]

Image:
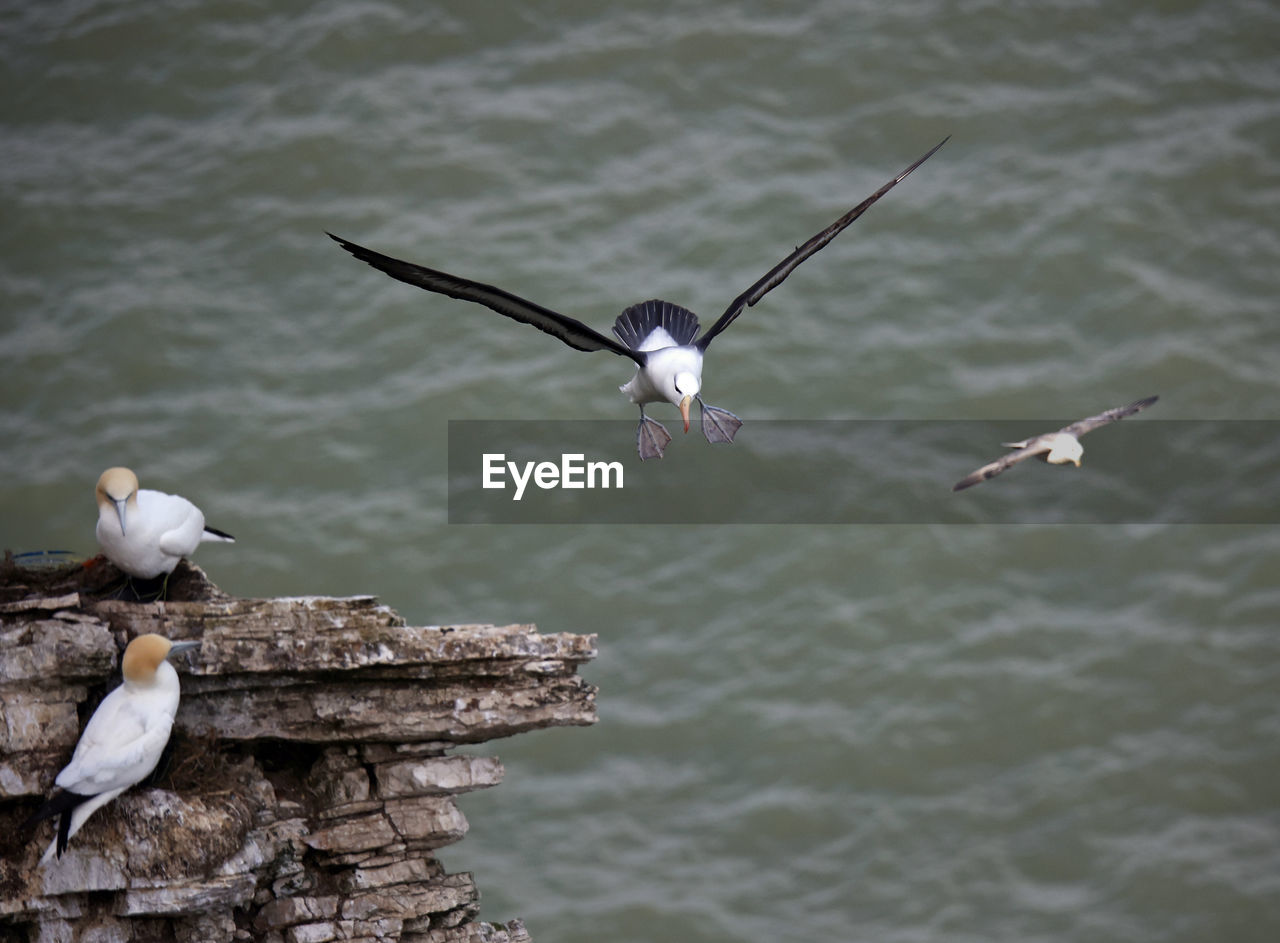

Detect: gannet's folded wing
[56, 694, 174, 795]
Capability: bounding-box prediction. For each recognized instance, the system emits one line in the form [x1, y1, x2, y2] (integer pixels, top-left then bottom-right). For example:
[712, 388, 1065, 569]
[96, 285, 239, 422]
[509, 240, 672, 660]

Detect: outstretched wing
[695, 136, 949, 351]
[1060, 395, 1159, 438]
[952, 437, 1052, 492]
[329, 233, 644, 365]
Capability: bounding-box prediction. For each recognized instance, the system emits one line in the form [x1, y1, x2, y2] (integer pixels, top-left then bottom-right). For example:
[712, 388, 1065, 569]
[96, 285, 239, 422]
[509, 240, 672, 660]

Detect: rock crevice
[0, 558, 597, 942]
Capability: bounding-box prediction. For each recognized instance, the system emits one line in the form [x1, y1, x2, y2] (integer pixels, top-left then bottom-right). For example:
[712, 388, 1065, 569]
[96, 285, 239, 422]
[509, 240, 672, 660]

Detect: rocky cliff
[0, 555, 598, 942]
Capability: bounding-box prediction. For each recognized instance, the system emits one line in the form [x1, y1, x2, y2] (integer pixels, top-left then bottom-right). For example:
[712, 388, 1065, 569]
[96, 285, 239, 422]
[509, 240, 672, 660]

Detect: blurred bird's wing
[1060, 395, 1159, 438]
[952, 437, 1052, 492]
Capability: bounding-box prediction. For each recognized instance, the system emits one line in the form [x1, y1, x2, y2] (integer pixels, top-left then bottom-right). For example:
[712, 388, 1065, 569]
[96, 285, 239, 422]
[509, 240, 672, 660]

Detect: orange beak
[679, 395, 692, 433]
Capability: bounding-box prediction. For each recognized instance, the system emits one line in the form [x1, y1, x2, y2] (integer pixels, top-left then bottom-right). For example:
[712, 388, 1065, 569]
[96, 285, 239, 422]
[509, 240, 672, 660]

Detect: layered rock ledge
[0, 556, 598, 942]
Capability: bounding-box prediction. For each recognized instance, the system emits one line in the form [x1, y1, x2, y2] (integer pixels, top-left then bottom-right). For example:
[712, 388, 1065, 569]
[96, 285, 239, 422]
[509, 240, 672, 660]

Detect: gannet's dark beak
[114, 498, 128, 536]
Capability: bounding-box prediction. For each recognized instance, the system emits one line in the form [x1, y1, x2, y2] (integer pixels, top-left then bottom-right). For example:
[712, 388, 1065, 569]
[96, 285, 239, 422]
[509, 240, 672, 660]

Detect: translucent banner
[446, 420, 1279, 524]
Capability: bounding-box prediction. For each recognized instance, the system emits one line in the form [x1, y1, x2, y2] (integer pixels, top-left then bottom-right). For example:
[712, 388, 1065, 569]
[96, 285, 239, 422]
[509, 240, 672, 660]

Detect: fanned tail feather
[613, 300, 700, 351]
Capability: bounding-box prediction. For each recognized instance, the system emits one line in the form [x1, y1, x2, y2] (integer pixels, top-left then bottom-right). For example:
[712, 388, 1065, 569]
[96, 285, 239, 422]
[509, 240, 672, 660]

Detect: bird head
[122, 634, 201, 686]
[670, 371, 700, 433]
[1045, 435, 1084, 467]
[96, 467, 140, 536]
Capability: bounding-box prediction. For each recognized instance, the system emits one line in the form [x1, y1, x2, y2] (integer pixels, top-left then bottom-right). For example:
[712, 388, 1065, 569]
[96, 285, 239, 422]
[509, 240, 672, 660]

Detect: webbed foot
[698, 399, 742, 445]
[637, 416, 672, 460]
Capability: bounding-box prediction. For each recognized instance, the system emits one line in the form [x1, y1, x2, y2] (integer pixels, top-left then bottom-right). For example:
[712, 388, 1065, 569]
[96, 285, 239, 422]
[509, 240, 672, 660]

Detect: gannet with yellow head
[95, 466, 234, 579]
[25, 633, 201, 864]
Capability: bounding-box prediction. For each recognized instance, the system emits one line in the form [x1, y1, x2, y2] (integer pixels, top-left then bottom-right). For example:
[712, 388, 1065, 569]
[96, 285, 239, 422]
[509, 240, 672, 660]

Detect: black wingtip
[1115, 394, 1159, 421]
[328, 232, 369, 258]
[23, 790, 84, 829]
[56, 806, 73, 858]
[906, 136, 951, 177]
[25, 790, 89, 858]
[326, 231, 403, 278]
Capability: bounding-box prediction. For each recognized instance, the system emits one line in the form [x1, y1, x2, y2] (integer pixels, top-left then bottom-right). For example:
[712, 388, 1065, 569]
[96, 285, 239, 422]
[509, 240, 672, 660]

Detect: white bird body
[619, 333, 704, 408]
[1002, 432, 1084, 466]
[30, 634, 199, 864]
[55, 664, 179, 795]
[612, 313, 719, 456]
[95, 467, 234, 579]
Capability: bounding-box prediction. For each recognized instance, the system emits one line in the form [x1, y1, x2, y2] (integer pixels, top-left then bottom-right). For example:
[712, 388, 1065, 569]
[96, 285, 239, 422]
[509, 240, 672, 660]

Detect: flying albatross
[952, 395, 1158, 491]
[330, 137, 948, 460]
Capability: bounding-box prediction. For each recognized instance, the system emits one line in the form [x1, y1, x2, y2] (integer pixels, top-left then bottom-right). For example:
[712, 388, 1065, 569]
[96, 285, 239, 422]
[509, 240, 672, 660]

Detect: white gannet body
[95, 467, 234, 579]
[27, 634, 201, 864]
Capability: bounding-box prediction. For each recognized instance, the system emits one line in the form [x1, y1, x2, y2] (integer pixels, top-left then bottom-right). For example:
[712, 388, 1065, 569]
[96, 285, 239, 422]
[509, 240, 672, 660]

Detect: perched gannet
[25, 634, 201, 864]
[95, 467, 234, 579]
[952, 395, 1159, 491]
[330, 137, 948, 460]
